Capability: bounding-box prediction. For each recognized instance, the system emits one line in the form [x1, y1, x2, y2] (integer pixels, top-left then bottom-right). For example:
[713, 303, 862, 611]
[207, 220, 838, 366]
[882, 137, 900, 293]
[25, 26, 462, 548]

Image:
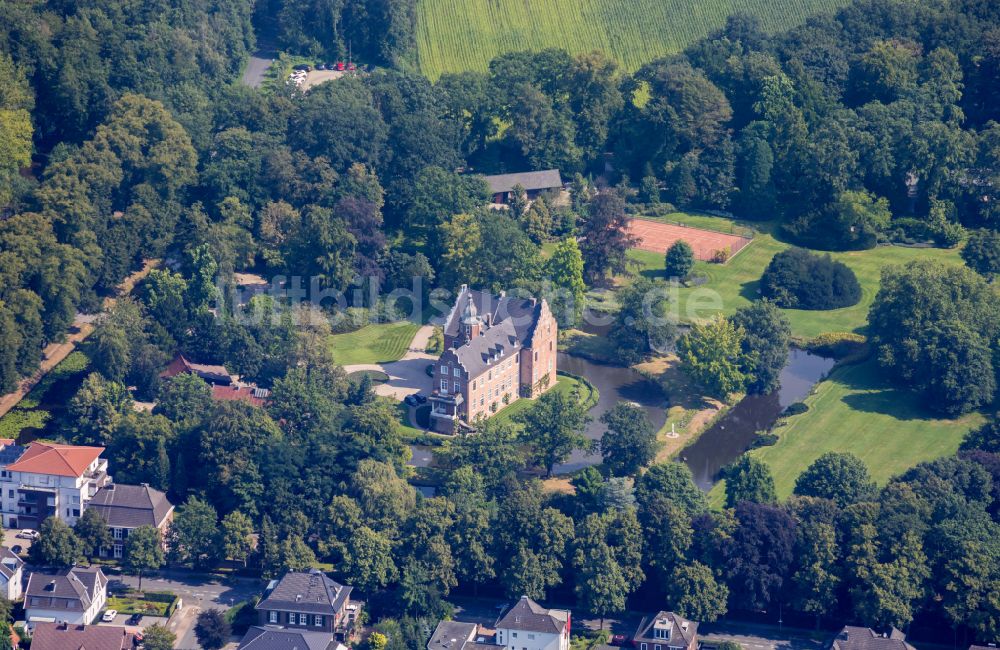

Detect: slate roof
[427, 621, 477, 650]
[483, 170, 562, 194]
[633, 612, 697, 648]
[441, 287, 545, 380]
[256, 570, 352, 616]
[831, 627, 916, 650]
[3, 442, 104, 478]
[0, 547, 24, 581]
[496, 596, 569, 634]
[30, 622, 134, 650]
[238, 626, 345, 650]
[88, 483, 174, 529]
[25, 567, 107, 612]
[160, 354, 233, 384]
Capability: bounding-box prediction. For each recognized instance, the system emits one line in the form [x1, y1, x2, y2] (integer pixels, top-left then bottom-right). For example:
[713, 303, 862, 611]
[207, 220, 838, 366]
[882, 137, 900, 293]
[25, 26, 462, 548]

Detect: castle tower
[460, 294, 481, 342]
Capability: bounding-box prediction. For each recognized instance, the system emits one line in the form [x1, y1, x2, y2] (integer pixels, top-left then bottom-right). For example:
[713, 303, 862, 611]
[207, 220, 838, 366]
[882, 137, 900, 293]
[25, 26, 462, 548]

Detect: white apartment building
[0, 441, 110, 529]
[495, 597, 570, 650]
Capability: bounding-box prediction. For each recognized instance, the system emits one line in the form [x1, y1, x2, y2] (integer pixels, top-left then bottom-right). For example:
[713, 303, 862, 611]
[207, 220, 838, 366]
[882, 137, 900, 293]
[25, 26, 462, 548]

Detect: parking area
[2, 528, 33, 556]
[98, 612, 169, 632]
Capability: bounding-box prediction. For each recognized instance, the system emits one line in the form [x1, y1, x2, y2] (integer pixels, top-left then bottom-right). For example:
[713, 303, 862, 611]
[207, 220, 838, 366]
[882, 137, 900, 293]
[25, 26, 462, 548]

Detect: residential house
[86, 483, 174, 559]
[30, 622, 135, 650]
[160, 354, 233, 385]
[495, 596, 570, 650]
[160, 354, 271, 406]
[483, 170, 563, 205]
[256, 569, 361, 641]
[632, 612, 698, 650]
[830, 627, 917, 650]
[428, 620, 504, 650]
[0, 441, 110, 529]
[24, 566, 108, 628]
[238, 626, 349, 650]
[429, 286, 558, 433]
[0, 547, 24, 600]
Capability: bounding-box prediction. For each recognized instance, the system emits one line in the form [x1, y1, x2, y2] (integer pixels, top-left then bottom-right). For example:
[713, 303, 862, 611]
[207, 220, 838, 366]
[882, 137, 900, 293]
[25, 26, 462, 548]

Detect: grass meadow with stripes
[414, 0, 851, 79]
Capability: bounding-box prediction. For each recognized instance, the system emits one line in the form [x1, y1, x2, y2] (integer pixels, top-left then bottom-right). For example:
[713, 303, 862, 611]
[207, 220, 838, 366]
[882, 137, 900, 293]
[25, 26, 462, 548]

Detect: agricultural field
[329, 321, 421, 365]
[627, 221, 966, 340]
[414, 0, 851, 79]
[708, 360, 985, 504]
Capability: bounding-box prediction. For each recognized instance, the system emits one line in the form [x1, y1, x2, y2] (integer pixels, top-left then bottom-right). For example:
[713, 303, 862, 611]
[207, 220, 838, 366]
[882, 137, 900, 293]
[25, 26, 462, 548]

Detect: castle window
[453, 367, 461, 377]
[440, 365, 447, 374]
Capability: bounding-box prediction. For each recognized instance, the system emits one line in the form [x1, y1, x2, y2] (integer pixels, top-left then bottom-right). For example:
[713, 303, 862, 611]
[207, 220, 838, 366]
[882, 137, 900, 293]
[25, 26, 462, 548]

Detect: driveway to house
[343, 325, 436, 400]
[241, 51, 275, 88]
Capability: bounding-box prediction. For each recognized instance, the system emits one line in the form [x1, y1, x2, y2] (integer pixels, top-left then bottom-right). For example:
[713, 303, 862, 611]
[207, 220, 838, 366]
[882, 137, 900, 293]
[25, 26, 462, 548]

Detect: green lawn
[414, 0, 850, 79]
[629, 233, 966, 340]
[709, 360, 984, 502]
[329, 321, 421, 365]
[492, 373, 598, 427]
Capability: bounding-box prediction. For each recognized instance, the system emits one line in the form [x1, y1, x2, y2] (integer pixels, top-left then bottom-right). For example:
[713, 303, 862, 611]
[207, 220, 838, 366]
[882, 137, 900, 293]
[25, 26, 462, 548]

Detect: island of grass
[329, 321, 421, 366]
[492, 372, 599, 428]
[626, 216, 966, 340]
[707, 359, 985, 505]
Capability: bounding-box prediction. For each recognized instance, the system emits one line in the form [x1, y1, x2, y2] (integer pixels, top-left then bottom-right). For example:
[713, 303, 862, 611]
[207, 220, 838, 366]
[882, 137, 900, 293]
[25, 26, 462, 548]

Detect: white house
[0, 547, 23, 600]
[495, 597, 570, 650]
[0, 441, 110, 529]
[24, 566, 108, 629]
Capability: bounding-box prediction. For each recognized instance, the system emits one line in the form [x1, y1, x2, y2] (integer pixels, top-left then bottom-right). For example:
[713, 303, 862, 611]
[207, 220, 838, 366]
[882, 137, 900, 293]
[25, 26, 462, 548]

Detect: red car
[611, 635, 629, 647]
[336, 61, 345, 71]
[347, 62, 357, 71]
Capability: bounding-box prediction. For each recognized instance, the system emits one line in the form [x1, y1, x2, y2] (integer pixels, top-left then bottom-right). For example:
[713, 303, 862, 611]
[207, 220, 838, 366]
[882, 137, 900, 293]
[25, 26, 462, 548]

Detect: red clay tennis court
[628, 218, 753, 261]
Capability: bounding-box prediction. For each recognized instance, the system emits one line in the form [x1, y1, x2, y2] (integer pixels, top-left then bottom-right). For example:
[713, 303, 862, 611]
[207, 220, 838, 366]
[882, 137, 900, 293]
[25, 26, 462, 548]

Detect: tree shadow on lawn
[739, 277, 762, 302]
[837, 363, 939, 422]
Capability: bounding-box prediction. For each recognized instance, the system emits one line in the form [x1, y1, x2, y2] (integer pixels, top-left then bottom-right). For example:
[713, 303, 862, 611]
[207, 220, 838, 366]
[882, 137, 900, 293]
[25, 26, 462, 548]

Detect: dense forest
[2, 0, 1000, 646]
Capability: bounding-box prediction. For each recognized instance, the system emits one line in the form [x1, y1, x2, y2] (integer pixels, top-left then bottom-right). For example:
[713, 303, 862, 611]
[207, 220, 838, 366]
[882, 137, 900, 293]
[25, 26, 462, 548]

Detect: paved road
[241, 52, 275, 88]
[699, 621, 828, 650]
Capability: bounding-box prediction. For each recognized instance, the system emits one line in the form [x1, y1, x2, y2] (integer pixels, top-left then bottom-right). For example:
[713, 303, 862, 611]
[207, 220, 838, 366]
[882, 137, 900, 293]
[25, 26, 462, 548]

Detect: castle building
[429, 286, 558, 433]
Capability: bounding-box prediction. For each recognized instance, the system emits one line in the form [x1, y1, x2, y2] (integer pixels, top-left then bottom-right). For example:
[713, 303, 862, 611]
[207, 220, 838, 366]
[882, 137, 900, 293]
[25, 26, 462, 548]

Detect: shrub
[749, 434, 779, 449]
[710, 246, 731, 263]
[782, 402, 808, 416]
[760, 248, 861, 310]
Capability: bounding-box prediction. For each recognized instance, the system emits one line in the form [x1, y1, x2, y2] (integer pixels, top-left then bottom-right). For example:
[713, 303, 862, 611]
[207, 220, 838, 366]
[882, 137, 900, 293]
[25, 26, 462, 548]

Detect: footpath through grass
[414, 0, 850, 79]
[629, 229, 965, 340]
[329, 321, 421, 366]
[708, 359, 984, 502]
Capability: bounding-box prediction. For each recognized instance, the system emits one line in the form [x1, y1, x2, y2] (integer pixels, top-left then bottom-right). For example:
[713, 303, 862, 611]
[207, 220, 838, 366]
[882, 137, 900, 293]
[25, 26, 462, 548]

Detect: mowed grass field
[744, 360, 982, 500]
[414, 0, 851, 79]
[329, 321, 421, 365]
[627, 218, 966, 340]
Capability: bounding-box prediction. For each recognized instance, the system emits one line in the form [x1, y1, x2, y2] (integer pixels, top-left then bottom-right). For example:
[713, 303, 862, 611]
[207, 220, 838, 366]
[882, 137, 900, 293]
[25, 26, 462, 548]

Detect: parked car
[326, 62, 335, 70]
[425, 364, 434, 377]
[292, 64, 311, 71]
[611, 635, 628, 646]
[316, 63, 326, 70]
[128, 613, 143, 625]
[347, 62, 357, 71]
[404, 394, 419, 407]
[16, 529, 37, 540]
[336, 61, 345, 71]
[414, 394, 428, 404]
[102, 610, 118, 623]
[10, 545, 21, 555]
